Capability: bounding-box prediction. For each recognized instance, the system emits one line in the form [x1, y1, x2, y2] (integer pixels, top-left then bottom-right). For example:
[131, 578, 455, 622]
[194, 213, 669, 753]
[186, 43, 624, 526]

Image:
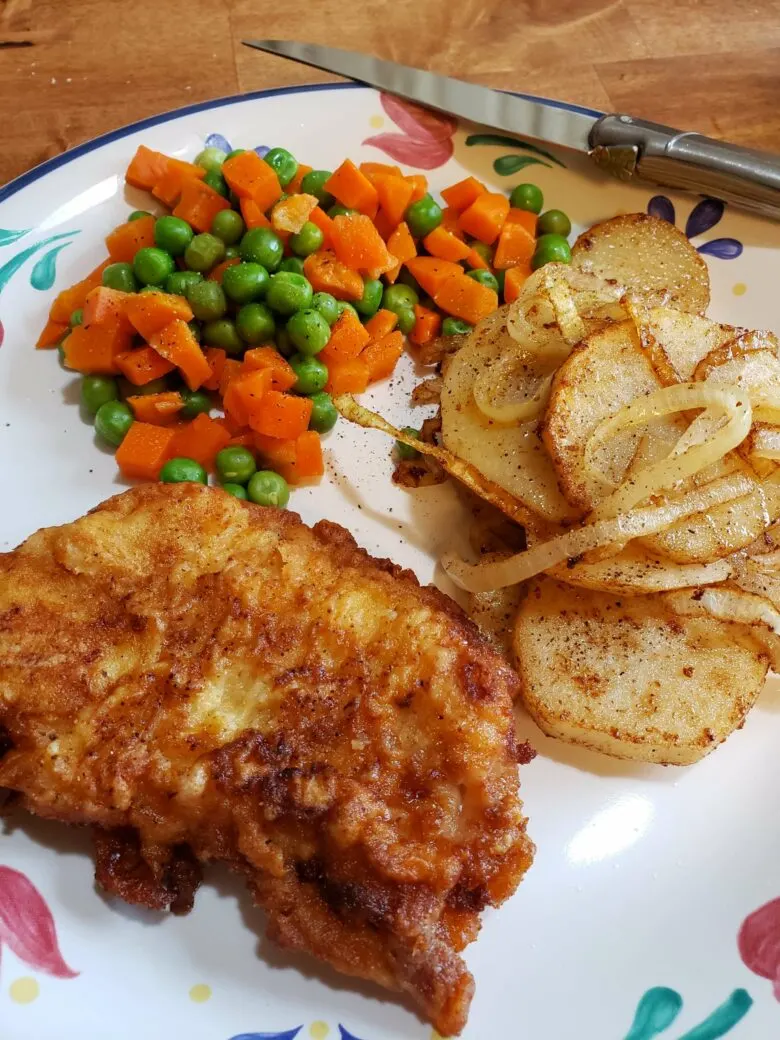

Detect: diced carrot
[224, 368, 273, 429]
[208, 258, 240, 283]
[385, 222, 417, 284]
[127, 391, 184, 425]
[373, 207, 395, 242]
[505, 207, 538, 236]
[330, 214, 393, 273]
[406, 174, 428, 203]
[240, 197, 272, 229]
[409, 305, 441, 347]
[169, 157, 207, 181]
[359, 161, 402, 182]
[253, 432, 298, 467]
[325, 160, 379, 217]
[441, 176, 486, 213]
[36, 318, 68, 350]
[503, 262, 533, 303]
[49, 261, 110, 323]
[364, 309, 398, 340]
[458, 192, 510, 245]
[465, 246, 490, 270]
[219, 358, 243, 396]
[270, 193, 319, 234]
[226, 431, 256, 450]
[441, 207, 465, 237]
[125, 145, 169, 191]
[319, 310, 370, 364]
[116, 346, 176, 385]
[374, 174, 414, 227]
[423, 226, 471, 263]
[362, 331, 404, 382]
[303, 250, 364, 301]
[82, 287, 132, 330]
[242, 346, 297, 392]
[149, 319, 211, 390]
[106, 215, 156, 263]
[325, 357, 370, 395]
[124, 292, 193, 340]
[250, 391, 312, 440]
[280, 430, 324, 484]
[222, 150, 282, 211]
[287, 162, 313, 194]
[173, 179, 231, 233]
[62, 322, 131, 374]
[308, 206, 335, 250]
[434, 272, 499, 324]
[493, 218, 536, 270]
[115, 422, 177, 481]
[404, 256, 463, 297]
[171, 412, 231, 469]
[203, 347, 227, 391]
[152, 167, 188, 207]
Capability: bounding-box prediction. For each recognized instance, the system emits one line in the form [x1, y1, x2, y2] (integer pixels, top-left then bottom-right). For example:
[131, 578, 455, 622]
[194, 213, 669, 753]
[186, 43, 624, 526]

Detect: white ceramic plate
[1, 84, 779, 1040]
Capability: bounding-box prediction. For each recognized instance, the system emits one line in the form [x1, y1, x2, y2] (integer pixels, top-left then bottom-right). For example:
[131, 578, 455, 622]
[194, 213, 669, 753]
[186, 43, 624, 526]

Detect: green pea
[289, 353, 328, 395]
[328, 203, 357, 218]
[396, 268, 422, 297]
[405, 194, 443, 238]
[226, 148, 246, 160]
[186, 279, 227, 322]
[300, 169, 334, 208]
[185, 232, 225, 273]
[286, 309, 331, 356]
[395, 308, 416, 335]
[222, 482, 248, 499]
[203, 169, 229, 198]
[336, 301, 360, 321]
[279, 256, 305, 276]
[236, 302, 276, 345]
[537, 209, 572, 237]
[202, 319, 243, 354]
[154, 215, 193, 257]
[442, 317, 473, 336]
[211, 208, 245, 245]
[139, 285, 163, 294]
[223, 262, 269, 304]
[531, 233, 572, 270]
[188, 320, 202, 342]
[382, 283, 419, 316]
[57, 339, 68, 365]
[121, 376, 169, 398]
[354, 278, 383, 318]
[290, 221, 324, 257]
[94, 400, 133, 446]
[275, 328, 294, 357]
[81, 375, 118, 415]
[469, 241, 494, 267]
[194, 146, 228, 173]
[133, 246, 175, 286]
[466, 268, 499, 292]
[247, 469, 290, 508]
[102, 262, 138, 293]
[224, 245, 240, 260]
[396, 427, 421, 460]
[510, 183, 543, 214]
[159, 457, 208, 485]
[266, 272, 313, 316]
[128, 209, 152, 222]
[70, 308, 84, 328]
[312, 291, 340, 326]
[166, 270, 203, 297]
[308, 391, 338, 434]
[239, 227, 283, 271]
[180, 389, 212, 418]
[215, 446, 256, 485]
[495, 270, 506, 297]
[263, 147, 298, 187]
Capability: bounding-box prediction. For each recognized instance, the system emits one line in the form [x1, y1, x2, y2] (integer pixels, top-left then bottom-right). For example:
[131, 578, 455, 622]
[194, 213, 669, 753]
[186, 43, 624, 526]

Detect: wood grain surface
[2, 0, 780, 186]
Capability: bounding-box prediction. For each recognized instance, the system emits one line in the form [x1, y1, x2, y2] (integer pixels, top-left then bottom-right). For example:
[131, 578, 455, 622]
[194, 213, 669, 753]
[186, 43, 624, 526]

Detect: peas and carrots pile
[36, 139, 572, 505]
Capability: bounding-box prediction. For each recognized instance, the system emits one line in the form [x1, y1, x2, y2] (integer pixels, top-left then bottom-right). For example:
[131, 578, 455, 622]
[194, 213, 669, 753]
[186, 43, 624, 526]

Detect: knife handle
[589, 114, 780, 220]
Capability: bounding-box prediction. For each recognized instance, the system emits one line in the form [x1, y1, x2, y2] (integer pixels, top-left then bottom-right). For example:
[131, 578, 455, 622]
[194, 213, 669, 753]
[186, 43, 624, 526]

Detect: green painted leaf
[0, 232, 75, 296]
[465, 133, 565, 167]
[493, 155, 550, 176]
[30, 242, 72, 291]
[0, 228, 30, 247]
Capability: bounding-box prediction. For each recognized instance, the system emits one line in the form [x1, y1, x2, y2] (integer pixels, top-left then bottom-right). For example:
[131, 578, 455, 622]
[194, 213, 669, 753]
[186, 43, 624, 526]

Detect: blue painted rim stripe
[0, 81, 600, 207]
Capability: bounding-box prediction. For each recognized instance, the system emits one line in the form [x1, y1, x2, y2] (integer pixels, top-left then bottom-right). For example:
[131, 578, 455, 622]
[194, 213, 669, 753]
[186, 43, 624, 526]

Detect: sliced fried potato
[571, 213, 710, 314]
[547, 543, 734, 594]
[513, 577, 769, 765]
[629, 301, 740, 384]
[666, 585, 780, 671]
[469, 571, 526, 659]
[693, 329, 780, 381]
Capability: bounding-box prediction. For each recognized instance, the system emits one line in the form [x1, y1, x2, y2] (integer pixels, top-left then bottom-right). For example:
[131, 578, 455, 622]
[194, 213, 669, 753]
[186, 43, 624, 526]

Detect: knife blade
[243, 39, 780, 221]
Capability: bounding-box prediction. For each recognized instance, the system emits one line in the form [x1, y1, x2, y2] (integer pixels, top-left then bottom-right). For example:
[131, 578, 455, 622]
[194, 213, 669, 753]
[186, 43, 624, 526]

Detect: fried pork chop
[0, 484, 533, 1035]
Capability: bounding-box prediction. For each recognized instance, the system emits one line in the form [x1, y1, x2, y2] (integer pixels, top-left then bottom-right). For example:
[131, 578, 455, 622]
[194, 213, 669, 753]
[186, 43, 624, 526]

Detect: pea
[266, 272, 313, 316]
[279, 256, 305, 276]
[195, 146, 228, 173]
[537, 209, 572, 237]
[510, 183, 543, 214]
[133, 246, 175, 286]
[94, 400, 133, 446]
[308, 391, 338, 434]
[354, 278, 383, 318]
[396, 267, 421, 296]
[222, 482, 248, 499]
[469, 241, 494, 267]
[211, 208, 245, 245]
[185, 232, 225, 273]
[239, 227, 283, 271]
[466, 268, 499, 292]
[442, 317, 473, 336]
[57, 339, 68, 365]
[216, 445, 256, 485]
[395, 308, 416, 335]
[81, 375, 118, 415]
[139, 285, 163, 294]
[226, 148, 246, 160]
[263, 147, 298, 187]
[203, 169, 229, 198]
[70, 308, 84, 328]
[531, 233, 572, 270]
[290, 353, 328, 395]
[223, 262, 269, 304]
[128, 209, 152, 222]
[154, 215, 194, 257]
[300, 169, 334, 208]
[247, 469, 290, 508]
[203, 319, 243, 354]
[328, 203, 357, 218]
[275, 328, 294, 357]
[405, 194, 442, 238]
[290, 221, 324, 257]
[225, 245, 240, 260]
[102, 262, 138, 293]
[336, 301, 360, 321]
[186, 280, 227, 322]
[236, 302, 276, 345]
[188, 320, 202, 342]
[167, 270, 203, 297]
[121, 376, 169, 398]
[312, 291, 340, 326]
[396, 427, 421, 460]
[180, 389, 212, 418]
[287, 309, 331, 356]
[495, 270, 506, 297]
[159, 457, 208, 485]
[383, 283, 419, 315]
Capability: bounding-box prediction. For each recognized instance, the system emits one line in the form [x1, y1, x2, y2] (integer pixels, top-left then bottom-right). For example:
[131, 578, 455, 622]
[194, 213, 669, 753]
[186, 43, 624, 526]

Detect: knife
[243, 39, 780, 221]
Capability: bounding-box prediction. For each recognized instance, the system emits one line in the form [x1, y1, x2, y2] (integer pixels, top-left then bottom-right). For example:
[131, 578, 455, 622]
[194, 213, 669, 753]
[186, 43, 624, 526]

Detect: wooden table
[2, 0, 780, 186]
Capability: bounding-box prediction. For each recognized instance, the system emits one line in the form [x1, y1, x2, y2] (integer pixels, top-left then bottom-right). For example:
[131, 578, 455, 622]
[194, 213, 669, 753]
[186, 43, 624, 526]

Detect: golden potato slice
[630, 303, 740, 384]
[513, 577, 769, 765]
[693, 329, 780, 381]
[546, 543, 734, 594]
[571, 213, 710, 314]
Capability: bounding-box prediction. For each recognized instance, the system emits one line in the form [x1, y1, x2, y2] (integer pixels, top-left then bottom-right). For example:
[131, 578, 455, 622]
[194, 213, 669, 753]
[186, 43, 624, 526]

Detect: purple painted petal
[697, 237, 743, 259]
[254, 145, 270, 159]
[0, 866, 78, 978]
[647, 195, 676, 223]
[205, 133, 232, 154]
[338, 1028, 367, 1040]
[380, 93, 458, 142]
[362, 132, 453, 170]
[227, 1030, 301, 1040]
[685, 197, 725, 238]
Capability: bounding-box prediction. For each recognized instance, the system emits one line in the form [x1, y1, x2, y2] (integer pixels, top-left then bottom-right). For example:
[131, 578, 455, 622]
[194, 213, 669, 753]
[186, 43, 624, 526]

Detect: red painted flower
[362, 94, 457, 170]
[0, 865, 78, 978]
[738, 897, 780, 1000]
